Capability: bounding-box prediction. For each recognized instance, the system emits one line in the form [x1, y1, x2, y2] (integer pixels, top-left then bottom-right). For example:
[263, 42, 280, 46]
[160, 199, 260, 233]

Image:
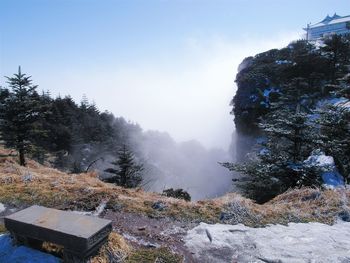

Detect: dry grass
[42, 232, 181, 263]
[0, 148, 223, 222]
[91, 232, 131, 263]
[261, 187, 350, 225]
[0, 148, 349, 227]
[0, 224, 6, 234]
[1, 147, 350, 263]
[126, 247, 183, 263]
[214, 187, 350, 226]
[29, 233, 130, 262]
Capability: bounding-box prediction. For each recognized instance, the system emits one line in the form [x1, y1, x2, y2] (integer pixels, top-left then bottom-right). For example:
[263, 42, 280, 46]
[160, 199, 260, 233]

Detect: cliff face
[231, 37, 350, 160]
[233, 56, 264, 135]
[231, 49, 287, 160]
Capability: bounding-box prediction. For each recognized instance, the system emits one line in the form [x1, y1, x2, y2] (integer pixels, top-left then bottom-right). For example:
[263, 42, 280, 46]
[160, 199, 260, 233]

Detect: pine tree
[316, 104, 350, 183]
[104, 145, 143, 188]
[315, 73, 350, 183]
[321, 34, 350, 82]
[0, 67, 42, 166]
[223, 78, 317, 202]
[80, 94, 89, 110]
[0, 87, 10, 142]
[227, 35, 350, 202]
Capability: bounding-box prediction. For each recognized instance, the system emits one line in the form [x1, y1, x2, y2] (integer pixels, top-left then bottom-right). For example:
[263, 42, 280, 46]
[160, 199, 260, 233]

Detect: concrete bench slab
[4, 205, 112, 262]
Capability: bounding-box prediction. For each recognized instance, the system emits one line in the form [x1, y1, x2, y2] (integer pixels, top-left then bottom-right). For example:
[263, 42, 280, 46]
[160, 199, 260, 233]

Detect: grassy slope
[0, 147, 349, 261]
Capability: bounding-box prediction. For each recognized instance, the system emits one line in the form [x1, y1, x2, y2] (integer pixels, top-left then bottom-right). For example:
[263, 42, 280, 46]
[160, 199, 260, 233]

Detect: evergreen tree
[0, 69, 147, 172]
[315, 74, 350, 183]
[0, 87, 10, 103]
[0, 67, 42, 166]
[334, 73, 350, 98]
[104, 145, 143, 188]
[0, 87, 10, 142]
[223, 78, 317, 203]
[228, 35, 350, 202]
[321, 34, 350, 82]
[316, 104, 350, 183]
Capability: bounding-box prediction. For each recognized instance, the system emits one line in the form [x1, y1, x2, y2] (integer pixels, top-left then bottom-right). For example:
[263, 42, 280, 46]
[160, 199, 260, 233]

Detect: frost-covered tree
[104, 145, 143, 188]
[0, 67, 42, 166]
[334, 73, 350, 98]
[227, 35, 350, 202]
[321, 34, 350, 82]
[316, 74, 350, 183]
[223, 78, 317, 202]
[318, 105, 350, 182]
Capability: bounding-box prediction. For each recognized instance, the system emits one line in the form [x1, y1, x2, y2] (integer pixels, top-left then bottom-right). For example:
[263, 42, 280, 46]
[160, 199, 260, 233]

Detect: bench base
[12, 232, 43, 250]
[11, 232, 108, 263]
[63, 251, 87, 263]
[63, 237, 109, 263]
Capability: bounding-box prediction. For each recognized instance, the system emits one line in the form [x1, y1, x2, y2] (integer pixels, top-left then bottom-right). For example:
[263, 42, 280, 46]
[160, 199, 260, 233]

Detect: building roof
[306, 13, 350, 29]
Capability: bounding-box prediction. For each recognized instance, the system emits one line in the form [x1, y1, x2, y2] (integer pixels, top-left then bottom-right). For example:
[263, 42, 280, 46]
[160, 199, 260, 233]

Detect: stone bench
[4, 205, 112, 263]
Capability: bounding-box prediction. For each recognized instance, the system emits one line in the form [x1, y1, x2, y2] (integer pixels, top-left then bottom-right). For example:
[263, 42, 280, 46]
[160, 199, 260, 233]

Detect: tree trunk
[19, 148, 26, 166]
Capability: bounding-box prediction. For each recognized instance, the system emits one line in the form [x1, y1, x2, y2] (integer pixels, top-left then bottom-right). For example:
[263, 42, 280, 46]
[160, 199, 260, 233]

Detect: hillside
[0, 147, 350, 262]
[0, 79, 232, 201]
[232, 36, 350, 160]
[227, 35, 350, 202]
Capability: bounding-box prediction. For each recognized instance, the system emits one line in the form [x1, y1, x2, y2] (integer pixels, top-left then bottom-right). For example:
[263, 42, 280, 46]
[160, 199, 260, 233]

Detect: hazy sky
[0, 0, 349, 149]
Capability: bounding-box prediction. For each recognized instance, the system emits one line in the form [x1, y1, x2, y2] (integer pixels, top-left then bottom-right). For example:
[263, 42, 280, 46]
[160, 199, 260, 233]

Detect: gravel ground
[103, 210, 198, 262]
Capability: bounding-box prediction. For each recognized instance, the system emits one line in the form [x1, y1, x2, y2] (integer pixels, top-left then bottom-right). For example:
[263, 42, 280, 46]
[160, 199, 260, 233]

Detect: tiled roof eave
[308, 16, 350, 29]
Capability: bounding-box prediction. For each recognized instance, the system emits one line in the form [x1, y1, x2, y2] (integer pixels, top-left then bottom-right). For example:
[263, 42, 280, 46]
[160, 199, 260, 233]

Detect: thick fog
[12, 34, 300, 200]
[90, 129, 235, 201]
[71, 34, 301, 200]
[135, 131, 234, 200]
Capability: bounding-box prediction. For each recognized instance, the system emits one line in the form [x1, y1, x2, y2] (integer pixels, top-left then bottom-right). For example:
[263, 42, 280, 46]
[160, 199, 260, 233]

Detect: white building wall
[306, 17, 350, 41]
[309, 23, 350, 40]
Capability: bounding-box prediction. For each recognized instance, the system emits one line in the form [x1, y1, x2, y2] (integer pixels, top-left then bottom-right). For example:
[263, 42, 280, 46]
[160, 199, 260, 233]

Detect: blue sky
[0, 0, 349, 149]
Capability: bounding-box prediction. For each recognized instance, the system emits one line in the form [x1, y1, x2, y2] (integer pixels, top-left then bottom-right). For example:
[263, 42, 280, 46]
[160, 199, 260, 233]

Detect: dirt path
[102, 210, 198, 262]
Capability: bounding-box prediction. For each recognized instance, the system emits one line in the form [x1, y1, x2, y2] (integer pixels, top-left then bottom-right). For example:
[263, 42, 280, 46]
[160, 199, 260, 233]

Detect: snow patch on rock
[0, 203, 5, 213]
[185, 222, 350, 263]
[72, 199, 108, 216]
[334, 98, 350, 110]
[0, 234, 60, 263]
[275, 60, 292, 65]
[316, 97, 350, 112]
[304, 150, 344, 187]
[122, 233, 160, 248]
[305, 153, 334, 167]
